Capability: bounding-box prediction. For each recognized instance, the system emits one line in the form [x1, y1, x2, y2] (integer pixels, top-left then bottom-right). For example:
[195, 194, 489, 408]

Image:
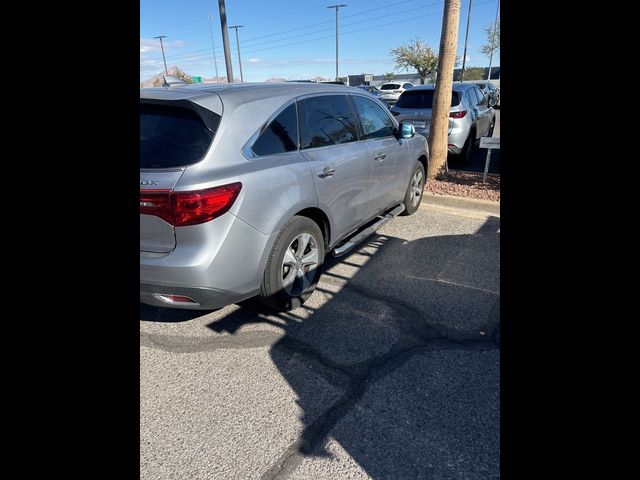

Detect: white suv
[378, 82, 414, 106]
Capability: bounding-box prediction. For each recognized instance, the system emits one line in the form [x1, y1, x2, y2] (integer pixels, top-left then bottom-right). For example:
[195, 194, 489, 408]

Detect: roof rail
[162, 75, 187, 87]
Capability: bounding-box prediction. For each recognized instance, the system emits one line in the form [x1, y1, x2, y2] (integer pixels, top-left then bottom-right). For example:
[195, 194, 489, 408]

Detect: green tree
[390, 38, 438, 85]
[383, 72, 396, 82]
[460, 67, 485, 80]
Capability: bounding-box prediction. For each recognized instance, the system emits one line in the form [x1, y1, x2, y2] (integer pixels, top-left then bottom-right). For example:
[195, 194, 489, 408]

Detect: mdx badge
[140, 180, 159, 186]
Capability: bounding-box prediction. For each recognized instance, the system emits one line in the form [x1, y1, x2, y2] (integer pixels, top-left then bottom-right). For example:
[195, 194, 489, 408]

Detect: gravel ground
[425, 170, 501, 202]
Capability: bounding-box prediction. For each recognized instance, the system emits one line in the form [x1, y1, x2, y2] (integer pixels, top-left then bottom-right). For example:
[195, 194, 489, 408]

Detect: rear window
[381, 84, 401, 90]
[140, 103, 217, 169]
[394, 90, 460, 109]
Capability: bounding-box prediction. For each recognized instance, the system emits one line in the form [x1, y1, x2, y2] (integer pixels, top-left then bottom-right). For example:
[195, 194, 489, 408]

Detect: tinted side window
[298, 95, 358, 149]
[252, 103, 298, 156]
[351, 95, 395, 140]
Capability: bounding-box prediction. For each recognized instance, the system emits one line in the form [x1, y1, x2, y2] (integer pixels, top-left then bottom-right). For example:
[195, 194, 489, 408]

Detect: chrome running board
[333, 204, 405, 257]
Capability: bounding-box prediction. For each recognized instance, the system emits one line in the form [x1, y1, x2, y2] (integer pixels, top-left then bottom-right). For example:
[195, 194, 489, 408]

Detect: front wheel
[400, 161, 426, 216]
[259, 216, 325, 311]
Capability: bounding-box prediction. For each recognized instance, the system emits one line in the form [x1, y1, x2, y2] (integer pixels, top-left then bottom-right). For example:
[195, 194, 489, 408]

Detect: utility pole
[208, 14, 220, 83]
[460, 0, 472, 82]
[487, 0, 499, 81]
[229, 25, 244, 82]
[427, 0, 462, 180]
[218, 0, 234, 82]
[154, 35, 168, 75]
[327, 4, 347, 82]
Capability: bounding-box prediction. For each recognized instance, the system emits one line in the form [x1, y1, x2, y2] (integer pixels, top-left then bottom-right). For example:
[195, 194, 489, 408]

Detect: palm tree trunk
[427, 0, 462, 180]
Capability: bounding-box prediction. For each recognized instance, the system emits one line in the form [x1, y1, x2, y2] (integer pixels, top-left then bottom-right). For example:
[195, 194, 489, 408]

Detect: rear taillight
[140, 182, 242, 227]
[449, 111, 467, 118]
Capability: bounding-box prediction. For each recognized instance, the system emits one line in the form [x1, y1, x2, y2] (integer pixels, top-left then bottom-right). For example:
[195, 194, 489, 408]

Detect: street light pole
[154, 35, 168, 75]
[218, 0, 234, 83]
[460, 0, 472, 82]
[487, 0, 499, 81]
[229, 25, 244, 83]
[208, 14, 220, 83]
[327, 4, 347, 82]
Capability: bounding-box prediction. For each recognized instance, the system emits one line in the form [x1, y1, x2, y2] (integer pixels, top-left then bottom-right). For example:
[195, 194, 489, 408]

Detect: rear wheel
[460, 129, 475, 164]
[401, 161, 425, 216]
[259, 216, 325, 311]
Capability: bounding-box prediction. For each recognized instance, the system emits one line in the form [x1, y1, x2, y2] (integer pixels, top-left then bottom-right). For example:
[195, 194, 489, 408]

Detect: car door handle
[318, 167, 335, 178]
[374, 153, 386, 161]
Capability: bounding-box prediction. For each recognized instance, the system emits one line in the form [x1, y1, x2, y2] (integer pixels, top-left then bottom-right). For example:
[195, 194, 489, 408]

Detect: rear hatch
[379, 83, 402, 98]
[140, 99, 221, 253]
[391, 90, 461, 134]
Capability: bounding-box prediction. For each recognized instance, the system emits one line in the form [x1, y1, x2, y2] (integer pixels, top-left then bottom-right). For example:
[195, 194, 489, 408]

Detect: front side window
[351, 95, 395, 140]
[252, 103, 298, 156]
[298, 95, 358, 149]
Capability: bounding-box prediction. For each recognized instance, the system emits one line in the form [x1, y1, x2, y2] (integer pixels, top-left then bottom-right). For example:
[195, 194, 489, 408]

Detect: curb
[421, 192, 500, 216]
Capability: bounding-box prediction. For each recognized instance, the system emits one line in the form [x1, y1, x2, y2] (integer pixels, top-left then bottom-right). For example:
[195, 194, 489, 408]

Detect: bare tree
[152, 66, 194, 87]
[390, 39, 438, 85]
[427, 0, 462, 180]
[481, 18, 500, 80]
[480, 20, 500, 58]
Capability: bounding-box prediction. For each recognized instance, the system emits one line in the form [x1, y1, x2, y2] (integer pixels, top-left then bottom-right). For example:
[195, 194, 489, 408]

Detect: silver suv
[140, 82, 429, 311]
[390, 84, 495, 163]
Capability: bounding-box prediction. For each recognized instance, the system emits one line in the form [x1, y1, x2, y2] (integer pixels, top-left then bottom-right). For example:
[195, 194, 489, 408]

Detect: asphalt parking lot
[140, 204, 500, 479]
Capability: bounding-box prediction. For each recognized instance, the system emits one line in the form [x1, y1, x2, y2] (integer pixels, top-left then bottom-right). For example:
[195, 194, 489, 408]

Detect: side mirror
[398, 122, 415, 139]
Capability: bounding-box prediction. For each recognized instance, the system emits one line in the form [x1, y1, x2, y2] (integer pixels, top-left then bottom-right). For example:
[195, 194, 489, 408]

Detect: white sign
[479, 137, 500, 149]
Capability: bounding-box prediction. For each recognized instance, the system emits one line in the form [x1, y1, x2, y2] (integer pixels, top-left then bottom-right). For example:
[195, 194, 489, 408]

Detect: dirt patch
[425, 171, 500, 202]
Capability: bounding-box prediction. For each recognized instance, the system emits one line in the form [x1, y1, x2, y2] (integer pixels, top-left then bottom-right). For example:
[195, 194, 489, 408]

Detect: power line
[141, 0, 497, 71]
[142, 0, 448, 64]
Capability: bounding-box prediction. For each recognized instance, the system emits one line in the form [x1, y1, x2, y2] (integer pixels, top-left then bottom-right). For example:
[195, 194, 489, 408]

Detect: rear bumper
[140, 212, 274, 310]
[140, 283, 256, 310]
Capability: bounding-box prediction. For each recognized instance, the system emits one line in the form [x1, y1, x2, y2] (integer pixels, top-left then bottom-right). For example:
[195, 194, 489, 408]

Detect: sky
[140, 0, 500, 83]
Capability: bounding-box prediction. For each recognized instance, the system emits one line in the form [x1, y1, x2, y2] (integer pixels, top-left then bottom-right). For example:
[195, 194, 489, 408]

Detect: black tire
[400, 161, 426, 216]
[460, 129, 475, 164]
[259, 216, 325, 311]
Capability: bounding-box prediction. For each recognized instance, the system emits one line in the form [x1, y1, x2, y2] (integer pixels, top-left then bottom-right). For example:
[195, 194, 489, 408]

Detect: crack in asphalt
[141, 276, 500, 480]
[261, 340, 497, 480]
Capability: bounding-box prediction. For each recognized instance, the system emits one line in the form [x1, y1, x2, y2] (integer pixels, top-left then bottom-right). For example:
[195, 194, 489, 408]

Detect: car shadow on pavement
[192, 216, 502, 479]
